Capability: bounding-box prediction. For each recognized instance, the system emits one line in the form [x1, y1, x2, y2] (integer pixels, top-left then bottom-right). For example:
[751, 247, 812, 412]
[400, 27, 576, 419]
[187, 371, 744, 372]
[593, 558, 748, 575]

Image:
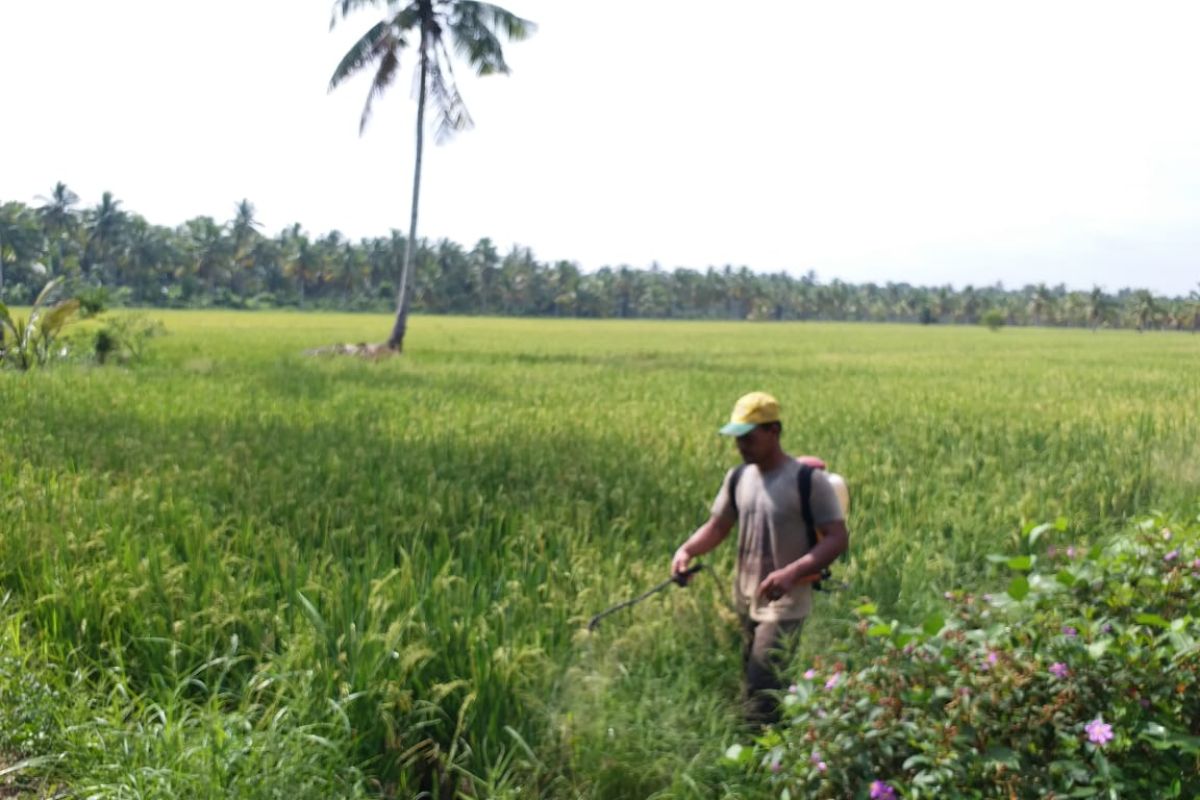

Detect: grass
[1, 311, 1198, 797]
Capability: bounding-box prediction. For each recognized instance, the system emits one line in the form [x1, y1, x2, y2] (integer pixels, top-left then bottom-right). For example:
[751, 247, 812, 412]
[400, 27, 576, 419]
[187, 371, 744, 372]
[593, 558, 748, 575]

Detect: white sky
[3, 0, 1199, 296]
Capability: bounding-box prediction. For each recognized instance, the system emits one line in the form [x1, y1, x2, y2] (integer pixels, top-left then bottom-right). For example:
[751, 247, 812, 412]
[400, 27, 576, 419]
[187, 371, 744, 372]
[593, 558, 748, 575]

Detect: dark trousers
[740, 615, 805, 725]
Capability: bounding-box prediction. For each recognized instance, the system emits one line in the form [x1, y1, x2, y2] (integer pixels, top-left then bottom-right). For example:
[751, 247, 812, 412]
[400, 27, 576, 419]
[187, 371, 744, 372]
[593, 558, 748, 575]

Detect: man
[671, 391, 849, 724]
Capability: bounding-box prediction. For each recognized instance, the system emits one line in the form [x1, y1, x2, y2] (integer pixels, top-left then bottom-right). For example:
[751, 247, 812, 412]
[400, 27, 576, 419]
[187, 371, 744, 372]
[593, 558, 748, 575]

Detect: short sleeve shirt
[711, 460, 844, 622]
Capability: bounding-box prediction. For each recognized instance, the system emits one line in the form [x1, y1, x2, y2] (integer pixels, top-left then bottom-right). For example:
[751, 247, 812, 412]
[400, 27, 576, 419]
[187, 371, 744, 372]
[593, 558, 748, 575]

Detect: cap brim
[719, 421, 757, 436]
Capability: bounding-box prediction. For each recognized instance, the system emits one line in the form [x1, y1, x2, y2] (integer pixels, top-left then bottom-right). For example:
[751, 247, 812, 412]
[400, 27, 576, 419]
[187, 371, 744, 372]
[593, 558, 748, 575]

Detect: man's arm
[672, 514, 735, 577]
[756, 519, 849, 599]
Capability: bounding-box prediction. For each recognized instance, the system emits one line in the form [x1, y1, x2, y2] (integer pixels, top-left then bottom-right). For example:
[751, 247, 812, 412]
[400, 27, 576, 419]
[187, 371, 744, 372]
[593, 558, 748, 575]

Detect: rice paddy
[1, 311, 1198, 797]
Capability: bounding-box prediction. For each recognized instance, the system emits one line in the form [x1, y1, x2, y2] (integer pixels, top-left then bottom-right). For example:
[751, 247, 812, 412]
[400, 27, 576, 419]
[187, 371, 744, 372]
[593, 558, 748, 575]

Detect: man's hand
[671, 546, 693, 582]
[757, 565, 798, 601]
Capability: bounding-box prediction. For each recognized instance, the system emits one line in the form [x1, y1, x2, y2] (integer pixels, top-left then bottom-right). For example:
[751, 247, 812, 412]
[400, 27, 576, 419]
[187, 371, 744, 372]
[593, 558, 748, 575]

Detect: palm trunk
[387, 45, 429, 351]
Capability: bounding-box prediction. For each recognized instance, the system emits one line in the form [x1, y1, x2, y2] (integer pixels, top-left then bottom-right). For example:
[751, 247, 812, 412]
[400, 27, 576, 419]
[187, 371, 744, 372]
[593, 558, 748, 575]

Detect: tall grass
[1, 312, 1198, 796]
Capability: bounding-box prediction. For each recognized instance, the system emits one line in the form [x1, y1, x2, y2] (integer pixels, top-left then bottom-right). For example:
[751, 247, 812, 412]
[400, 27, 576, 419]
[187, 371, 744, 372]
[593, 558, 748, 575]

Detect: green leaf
[854, 602, 877, 616]
[1027, 522, 1053, 548]
[1007, 575, 1029, 601]
[1007, 555, 1033, 572]
[1054, 516, 1068, 531]
[922, 613, 945, 637]
[984, 746, 1020, 768]
[1135, 613, 1171, 629]
[867, 623, 892, 637]
[1055, 569, 1076, 587]
[986, 554, 1011, 565]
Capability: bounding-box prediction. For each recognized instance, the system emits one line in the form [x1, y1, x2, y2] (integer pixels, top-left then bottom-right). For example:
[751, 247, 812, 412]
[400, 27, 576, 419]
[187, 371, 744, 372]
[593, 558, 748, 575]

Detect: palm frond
[448, 2, 534, 75]
[38, 299, 80, 339]
[362, 46, 402, 133]
[425, 41, 474, 144]
[329, 20, 394, 90]
[32, 277, 63, 309]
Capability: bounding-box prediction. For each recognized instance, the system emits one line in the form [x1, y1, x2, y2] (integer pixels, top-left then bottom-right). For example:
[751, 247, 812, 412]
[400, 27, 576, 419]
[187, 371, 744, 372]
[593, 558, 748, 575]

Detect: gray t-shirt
[711, 460, 844, 622]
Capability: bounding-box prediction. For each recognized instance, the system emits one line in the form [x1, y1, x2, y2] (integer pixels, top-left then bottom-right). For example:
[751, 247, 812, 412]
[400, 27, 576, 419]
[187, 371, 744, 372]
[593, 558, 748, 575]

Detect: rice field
[1, 311, 1198, 797]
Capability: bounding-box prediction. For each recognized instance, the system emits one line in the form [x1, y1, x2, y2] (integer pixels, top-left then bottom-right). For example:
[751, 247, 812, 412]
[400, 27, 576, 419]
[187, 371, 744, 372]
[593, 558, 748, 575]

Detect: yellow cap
[719, 391, 780, 436]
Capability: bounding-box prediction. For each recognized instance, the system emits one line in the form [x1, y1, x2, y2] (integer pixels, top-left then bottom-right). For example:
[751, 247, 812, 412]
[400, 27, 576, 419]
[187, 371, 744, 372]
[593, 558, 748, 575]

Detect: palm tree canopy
[329, 0, 535, 137]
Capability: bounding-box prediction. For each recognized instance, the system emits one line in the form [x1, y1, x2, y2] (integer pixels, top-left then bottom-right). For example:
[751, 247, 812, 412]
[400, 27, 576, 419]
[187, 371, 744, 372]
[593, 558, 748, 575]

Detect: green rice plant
[0, 312, 1198, 795]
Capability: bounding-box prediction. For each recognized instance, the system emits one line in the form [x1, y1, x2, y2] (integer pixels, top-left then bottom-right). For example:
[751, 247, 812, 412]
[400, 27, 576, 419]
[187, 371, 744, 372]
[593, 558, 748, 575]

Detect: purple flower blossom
[803, 668, 816, 680]
[1066, 546, 1077, 559]
[1192, 558, 1200, 572]
[1101, 623, 1113, 633]
[1062, 625, 1077, 637]
[788, 684, 799, 694]
[1049, 662, 1069, 678]
[770, 760, 782, 773]
[1086, 717, 1114, 746]
[870, 780, 898, 799]
[987, 651, 999, 665]
[810, 751, 822, 764]
[824, 672, 841, 690]
[1164, 549, 1180, 563]
[817, 760, 827, 772]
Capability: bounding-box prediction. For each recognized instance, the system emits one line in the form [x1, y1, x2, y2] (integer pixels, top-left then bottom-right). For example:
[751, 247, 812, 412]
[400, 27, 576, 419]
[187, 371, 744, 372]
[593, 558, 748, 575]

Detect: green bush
[90, 313, 165, 365]
[731, 516, 1200, 798]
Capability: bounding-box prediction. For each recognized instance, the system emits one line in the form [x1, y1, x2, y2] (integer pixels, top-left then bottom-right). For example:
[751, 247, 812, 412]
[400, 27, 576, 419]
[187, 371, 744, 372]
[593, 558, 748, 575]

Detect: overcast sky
[3, 0, 1198, 295]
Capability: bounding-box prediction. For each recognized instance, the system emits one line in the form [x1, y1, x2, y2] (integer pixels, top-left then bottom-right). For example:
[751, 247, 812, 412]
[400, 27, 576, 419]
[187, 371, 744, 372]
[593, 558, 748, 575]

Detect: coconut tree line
[1, 187, 1198, 330]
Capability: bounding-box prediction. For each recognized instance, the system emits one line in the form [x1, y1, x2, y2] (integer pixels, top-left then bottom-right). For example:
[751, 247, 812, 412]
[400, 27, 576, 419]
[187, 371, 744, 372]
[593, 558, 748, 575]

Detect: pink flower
[870, 780, 897, 799]
[1164, 549, 1179, 563]
[817, 760, 827, 772]
[803, 668, 816, 680]
[770, 760, 782, 773]
[810, 751, 822, 764]
[1049, 662, 1069, 678]
[1066, 546, 1077, 559]
[787, 684, 799, 694]
[824, 672, 841, 690]
[1086, 717, 1114, 746]
[1191, 558, 1200, 572]
[1062, 625, 1077, 637]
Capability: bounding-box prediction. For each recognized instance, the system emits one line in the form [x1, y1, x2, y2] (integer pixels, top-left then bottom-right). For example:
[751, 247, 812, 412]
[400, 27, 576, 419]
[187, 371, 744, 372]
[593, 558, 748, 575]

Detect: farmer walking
[671, 391, 849, 725]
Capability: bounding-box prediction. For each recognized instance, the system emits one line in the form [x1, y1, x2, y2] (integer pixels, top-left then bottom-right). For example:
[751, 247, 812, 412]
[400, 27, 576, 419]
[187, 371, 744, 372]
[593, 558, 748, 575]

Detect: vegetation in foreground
[0, 312, 1198, 797]
[732, 515, 1200, 798]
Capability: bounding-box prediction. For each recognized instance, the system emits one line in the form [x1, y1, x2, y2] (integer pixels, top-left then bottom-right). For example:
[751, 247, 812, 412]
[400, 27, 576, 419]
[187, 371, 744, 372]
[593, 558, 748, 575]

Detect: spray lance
[587, 564, 704, 632]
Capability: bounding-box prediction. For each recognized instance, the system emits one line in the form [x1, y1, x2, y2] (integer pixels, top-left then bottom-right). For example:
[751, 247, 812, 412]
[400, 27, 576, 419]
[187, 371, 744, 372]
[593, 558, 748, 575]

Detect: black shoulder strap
[798, 464, 831, 590]
[727, 464, 747, 517]
[797, 464, 817, 550]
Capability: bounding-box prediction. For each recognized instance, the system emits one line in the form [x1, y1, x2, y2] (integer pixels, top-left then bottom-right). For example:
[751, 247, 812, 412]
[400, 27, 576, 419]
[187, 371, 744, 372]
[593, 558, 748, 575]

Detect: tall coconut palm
[329, 0, 535, 352]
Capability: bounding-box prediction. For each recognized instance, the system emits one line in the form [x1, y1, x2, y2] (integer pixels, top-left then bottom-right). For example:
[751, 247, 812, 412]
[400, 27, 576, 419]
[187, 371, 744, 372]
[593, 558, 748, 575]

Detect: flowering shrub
[728, 515, 1200, 798]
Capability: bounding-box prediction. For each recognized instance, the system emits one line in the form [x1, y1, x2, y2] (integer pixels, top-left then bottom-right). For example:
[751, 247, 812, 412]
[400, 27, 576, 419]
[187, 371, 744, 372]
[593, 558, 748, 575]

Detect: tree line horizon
[2, 185, 1198, 331]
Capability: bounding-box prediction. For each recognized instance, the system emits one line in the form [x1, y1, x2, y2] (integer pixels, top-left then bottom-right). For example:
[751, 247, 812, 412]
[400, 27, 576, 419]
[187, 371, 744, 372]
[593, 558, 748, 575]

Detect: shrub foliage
[733, 516, 1200, 798]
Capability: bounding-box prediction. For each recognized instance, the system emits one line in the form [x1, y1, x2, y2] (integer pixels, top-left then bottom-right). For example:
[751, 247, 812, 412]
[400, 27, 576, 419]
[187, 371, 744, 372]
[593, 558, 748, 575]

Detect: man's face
[735, 425, 777, 465]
